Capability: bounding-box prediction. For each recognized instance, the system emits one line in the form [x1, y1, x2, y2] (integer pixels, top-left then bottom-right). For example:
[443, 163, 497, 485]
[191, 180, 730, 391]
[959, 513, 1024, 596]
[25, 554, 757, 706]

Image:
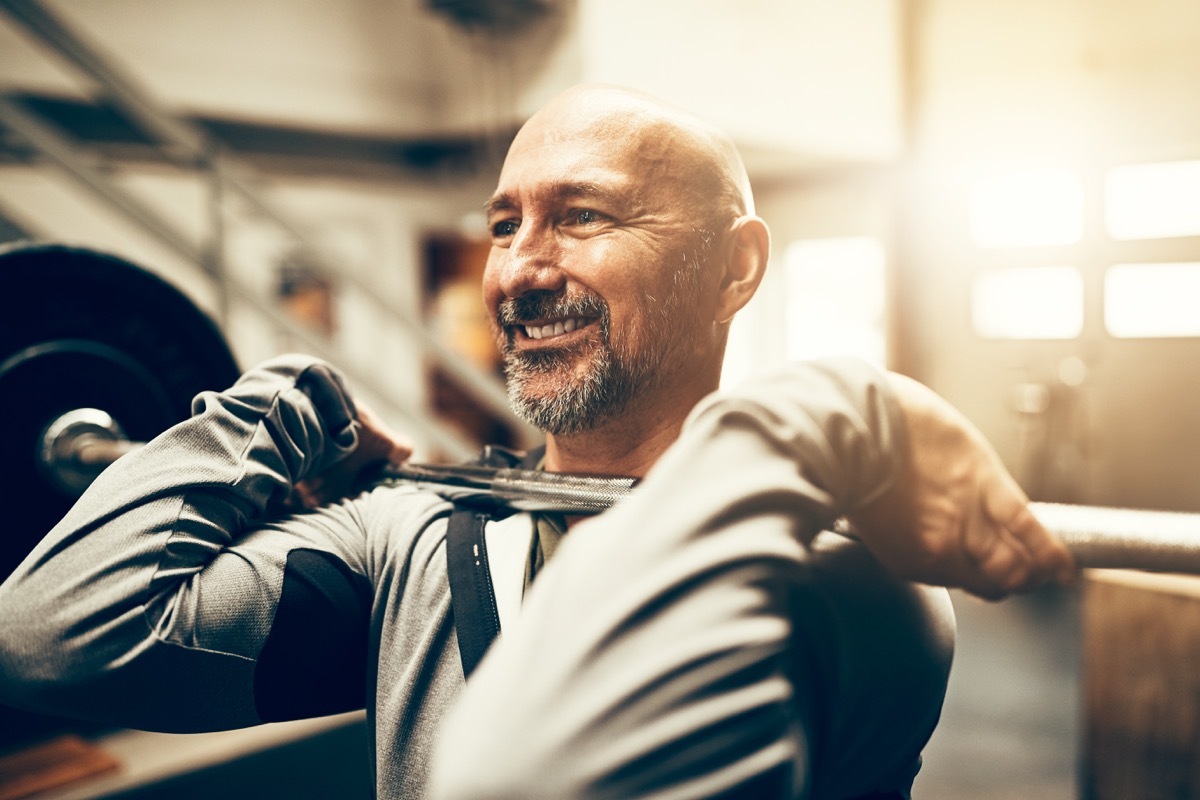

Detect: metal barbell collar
[37, 408, 141, 495]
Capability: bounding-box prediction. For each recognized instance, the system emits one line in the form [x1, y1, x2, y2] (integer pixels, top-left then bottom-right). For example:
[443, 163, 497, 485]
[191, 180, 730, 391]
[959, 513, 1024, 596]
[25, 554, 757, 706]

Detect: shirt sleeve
[427, 358, 918, 800]
[0, 355, 375, 732]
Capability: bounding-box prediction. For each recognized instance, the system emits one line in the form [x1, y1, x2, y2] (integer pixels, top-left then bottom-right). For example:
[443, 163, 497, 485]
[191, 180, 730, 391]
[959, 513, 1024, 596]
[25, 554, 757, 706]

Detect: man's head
[483, 84, 769, 435]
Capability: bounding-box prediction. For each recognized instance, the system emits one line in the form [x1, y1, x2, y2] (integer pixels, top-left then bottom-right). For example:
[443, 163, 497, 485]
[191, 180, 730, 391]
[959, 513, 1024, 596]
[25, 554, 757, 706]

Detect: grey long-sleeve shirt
[0, 355, 952, 799]
[430, 363, 954, 799]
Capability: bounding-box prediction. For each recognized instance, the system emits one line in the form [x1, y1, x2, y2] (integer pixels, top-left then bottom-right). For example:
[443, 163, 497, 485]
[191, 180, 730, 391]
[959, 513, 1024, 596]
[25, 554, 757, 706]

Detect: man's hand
[848, 373, 1076, 600]
[292, 402, 412, 509]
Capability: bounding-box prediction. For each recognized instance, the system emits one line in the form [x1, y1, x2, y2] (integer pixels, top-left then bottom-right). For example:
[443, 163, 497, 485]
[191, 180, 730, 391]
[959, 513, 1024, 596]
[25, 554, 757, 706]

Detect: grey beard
[500, 294, 644, 434]
[503, 337, 634, 435]
[498, 232, 714, 435]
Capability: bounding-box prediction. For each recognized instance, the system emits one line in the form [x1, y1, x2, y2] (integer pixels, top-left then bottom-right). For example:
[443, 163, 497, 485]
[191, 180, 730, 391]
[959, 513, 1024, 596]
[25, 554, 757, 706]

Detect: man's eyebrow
[484, 182, 627, 216]
[484, 193, 514, 216]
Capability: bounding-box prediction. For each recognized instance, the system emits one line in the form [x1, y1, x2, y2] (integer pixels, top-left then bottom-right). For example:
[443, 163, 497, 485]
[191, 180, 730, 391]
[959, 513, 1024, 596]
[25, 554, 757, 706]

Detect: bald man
[0, 85, 1073, 800]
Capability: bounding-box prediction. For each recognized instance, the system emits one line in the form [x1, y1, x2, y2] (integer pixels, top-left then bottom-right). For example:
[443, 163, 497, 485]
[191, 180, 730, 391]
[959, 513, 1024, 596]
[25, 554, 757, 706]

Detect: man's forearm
[0, 356, 369, 731]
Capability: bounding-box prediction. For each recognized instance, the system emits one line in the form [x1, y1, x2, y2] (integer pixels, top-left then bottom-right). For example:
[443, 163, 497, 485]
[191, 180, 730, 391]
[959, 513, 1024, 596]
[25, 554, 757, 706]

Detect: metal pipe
[0, 0, 528, 436]
[37, 405, 473, 500]
[0, 0, 209, 158]
[0, 102, 481, 459]
[0, 96, 210, 272]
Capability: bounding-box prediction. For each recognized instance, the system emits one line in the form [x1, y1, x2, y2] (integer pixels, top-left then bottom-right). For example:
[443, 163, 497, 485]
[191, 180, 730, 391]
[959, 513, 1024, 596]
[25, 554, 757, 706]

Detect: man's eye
[492, 219, 519, 238]
[571, 209, 603, 226]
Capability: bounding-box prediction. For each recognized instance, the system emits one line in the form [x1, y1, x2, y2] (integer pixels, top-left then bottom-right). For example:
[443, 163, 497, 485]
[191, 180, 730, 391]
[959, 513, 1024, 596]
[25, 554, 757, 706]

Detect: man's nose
[496, 222, 566, 298]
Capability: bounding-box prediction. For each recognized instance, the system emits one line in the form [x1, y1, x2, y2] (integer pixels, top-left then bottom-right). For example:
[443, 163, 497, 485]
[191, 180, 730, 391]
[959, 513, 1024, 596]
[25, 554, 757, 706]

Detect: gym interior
[1, 1, 1198, 798]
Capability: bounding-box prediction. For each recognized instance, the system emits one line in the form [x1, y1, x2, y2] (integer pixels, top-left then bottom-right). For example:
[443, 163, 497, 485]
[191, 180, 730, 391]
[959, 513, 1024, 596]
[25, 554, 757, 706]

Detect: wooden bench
[1083, 570, 1200, 799]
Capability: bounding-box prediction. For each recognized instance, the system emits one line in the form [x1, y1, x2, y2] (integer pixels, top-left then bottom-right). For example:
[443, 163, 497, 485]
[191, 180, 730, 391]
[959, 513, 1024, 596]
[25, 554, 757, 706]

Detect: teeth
[523, 318, 586, 340]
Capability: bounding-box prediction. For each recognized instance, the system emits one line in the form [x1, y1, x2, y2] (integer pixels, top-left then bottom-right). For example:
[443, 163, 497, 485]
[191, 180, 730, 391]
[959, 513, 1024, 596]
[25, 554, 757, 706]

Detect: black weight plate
[0, 243, 240, 581]
[1, 339, 176, 495]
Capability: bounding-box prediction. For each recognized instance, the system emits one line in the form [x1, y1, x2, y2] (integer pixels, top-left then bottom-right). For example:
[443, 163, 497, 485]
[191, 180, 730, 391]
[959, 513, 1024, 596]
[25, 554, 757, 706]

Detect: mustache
[496, 291, 607, 327]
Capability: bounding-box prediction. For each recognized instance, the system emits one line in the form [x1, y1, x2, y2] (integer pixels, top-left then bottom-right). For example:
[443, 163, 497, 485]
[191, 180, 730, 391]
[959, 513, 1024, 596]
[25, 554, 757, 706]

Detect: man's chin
[501, 339, 637, 433]
[505, 364, 610, 434]
[510, 383, 565, 409]
[504, 340, 595, 379]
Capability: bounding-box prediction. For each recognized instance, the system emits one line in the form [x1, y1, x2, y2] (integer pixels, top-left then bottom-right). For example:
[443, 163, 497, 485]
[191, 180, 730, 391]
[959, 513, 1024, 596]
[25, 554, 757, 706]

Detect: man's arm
[0, 356, 400, 732]
[428, 359, 920, 798]
[428, 359, 1072, 799]
[850, 372, 1075, 599]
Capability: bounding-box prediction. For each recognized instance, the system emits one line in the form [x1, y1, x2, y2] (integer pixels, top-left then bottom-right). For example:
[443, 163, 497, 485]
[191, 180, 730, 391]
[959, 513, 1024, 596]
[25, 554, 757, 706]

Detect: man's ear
[713, 216, 769, 324]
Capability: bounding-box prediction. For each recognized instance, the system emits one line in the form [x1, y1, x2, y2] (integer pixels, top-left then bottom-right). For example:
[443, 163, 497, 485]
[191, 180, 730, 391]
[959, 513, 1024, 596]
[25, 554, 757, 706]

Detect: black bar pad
[254, 549, 370, 721]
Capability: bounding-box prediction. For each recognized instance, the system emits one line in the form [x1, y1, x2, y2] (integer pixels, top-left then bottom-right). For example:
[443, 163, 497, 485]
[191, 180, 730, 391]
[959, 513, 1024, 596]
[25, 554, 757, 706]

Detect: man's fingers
[856, 371, 1080, 599]
[287, 404, 414, 511]
[978, 477, 1076, 592]
[355, 403, 413, 465]
[960, 517, 1033, 599]
[1004, 503, 1076, 586]
[292, 479, 324, 510]
[387, 439, 414, 464]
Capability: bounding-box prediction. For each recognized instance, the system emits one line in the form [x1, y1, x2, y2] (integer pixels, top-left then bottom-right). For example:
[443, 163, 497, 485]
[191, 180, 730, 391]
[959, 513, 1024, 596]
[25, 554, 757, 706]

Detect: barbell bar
[379, 466, 1200, 576]
[6, 243, 1200, 582]
[34, 408, 1200, 577]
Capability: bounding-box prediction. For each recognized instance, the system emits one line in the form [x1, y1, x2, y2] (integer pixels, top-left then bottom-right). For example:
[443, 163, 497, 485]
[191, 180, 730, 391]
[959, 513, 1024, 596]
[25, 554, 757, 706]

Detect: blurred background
[0, 0, 1198, 798]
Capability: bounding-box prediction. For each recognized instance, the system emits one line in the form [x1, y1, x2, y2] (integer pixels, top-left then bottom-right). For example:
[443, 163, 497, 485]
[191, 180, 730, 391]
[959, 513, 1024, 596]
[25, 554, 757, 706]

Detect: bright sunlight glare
[971, 266, 1084, 339]
[969, 168, 1084, 248]
[1105, 262, 1200, 338]
[1105, 161, 1200, 241]
[784, 237, 886, 365]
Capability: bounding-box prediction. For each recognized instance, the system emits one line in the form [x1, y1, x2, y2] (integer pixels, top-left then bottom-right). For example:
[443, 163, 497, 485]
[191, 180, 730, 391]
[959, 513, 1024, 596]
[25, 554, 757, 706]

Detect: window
[971, 266, 1084, 340]
[1105, 160, 1200, 241]
[1105, 262, 1200, 338]
[784, 237, 886, 364]
[969, 168, 1084, 248]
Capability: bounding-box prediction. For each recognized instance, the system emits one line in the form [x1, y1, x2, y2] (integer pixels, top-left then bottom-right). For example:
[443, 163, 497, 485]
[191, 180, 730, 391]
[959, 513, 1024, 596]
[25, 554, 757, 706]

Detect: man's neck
[542, 421, 678, 478]
[540, 386, 712, 479]
[532, 344, 726, 477]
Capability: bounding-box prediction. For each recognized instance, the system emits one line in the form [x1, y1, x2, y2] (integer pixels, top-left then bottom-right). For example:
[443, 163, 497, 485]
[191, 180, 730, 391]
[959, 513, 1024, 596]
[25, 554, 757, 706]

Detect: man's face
[482, 111, 717, 434]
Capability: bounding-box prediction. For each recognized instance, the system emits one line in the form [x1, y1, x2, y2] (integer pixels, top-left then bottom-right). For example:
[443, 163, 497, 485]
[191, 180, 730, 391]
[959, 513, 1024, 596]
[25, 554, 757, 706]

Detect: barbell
[380, 463, 1200, 575]
[4, 242, 1200, 584]
[0, 243, 241, 581]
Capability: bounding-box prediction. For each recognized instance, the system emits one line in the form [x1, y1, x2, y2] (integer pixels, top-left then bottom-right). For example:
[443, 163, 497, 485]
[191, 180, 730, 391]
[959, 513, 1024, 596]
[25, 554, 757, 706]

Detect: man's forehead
[490, 129, 657, 209]
[486, 175, 632, 214]
[493, 84, 752, 218]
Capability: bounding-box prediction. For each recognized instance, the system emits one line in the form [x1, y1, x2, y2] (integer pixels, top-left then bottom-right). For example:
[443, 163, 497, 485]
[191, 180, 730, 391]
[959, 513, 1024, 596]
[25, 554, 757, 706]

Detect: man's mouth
[498, 292, 607, 350]
[521, 317, 592, 341]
